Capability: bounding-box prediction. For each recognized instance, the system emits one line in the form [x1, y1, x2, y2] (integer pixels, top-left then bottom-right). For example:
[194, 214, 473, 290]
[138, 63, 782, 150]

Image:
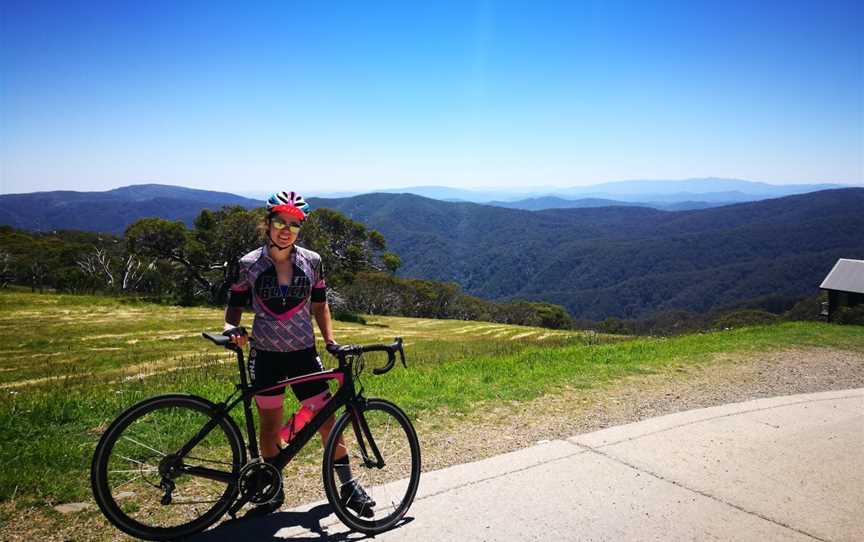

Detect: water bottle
[279, 404, 314, 444]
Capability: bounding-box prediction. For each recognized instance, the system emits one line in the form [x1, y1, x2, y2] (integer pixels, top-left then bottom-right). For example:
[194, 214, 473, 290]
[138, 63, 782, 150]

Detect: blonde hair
[256, 215, 271, 242]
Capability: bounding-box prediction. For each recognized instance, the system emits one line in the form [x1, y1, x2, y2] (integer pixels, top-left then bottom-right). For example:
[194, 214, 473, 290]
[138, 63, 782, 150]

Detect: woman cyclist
[223, 191, 375, 517]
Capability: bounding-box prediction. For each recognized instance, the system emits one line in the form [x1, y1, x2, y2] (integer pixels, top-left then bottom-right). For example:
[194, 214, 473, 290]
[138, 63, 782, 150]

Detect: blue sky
[1, 0, 862, 195]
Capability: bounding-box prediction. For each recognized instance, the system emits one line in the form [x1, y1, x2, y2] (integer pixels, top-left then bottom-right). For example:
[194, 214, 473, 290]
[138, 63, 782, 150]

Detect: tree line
[4, 204, 857, 332]
[0, 206, 578, 329]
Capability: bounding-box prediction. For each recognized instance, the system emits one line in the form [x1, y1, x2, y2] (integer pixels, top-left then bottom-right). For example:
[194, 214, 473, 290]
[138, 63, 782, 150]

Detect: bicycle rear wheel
[323, 398, 421, 534]
[91, 394, 245, 541]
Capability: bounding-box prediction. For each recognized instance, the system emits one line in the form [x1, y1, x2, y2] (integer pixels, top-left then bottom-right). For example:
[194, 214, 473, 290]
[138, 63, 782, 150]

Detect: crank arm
[228, 495, 250, 519]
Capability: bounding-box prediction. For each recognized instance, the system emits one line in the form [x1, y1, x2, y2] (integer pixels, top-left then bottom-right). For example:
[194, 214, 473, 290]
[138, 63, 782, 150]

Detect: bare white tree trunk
[95, 248, 115, 288]
[0, 251, 13, 288]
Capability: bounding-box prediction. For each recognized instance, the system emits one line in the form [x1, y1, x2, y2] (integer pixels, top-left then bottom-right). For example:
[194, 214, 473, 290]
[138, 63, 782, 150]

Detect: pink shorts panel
[255, 394, 284, 410]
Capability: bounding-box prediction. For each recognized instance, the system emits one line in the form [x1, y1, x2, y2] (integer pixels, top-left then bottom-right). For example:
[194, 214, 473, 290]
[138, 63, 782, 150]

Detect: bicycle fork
[350, 404, 386, 470]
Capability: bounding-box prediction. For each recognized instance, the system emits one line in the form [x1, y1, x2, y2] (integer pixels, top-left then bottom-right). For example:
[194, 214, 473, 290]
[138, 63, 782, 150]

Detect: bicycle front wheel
[323, 398, 421, 534]
[91, 394, 245, 541]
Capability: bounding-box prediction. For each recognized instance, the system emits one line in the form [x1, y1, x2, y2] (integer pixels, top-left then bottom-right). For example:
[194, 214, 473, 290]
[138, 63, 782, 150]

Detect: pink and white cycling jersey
[228, 245, 327, 352]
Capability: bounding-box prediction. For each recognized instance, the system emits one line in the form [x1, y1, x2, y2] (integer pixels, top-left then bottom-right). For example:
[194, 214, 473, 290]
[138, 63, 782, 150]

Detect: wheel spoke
[121, 435, 167, 457]
[117, 454, 155, 467]
[111, 474, 144, 491]
[381, 443, 408, 461]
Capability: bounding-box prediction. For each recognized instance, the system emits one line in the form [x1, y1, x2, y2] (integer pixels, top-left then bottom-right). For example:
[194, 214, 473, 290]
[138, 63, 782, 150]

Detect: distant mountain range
[294, 177, 851, 208]
[2, 182, 861, 321]
[487, 196, 723, 212]
[0, 185, 259, 234]
[3, 178, 854, 233]
[550, 177, 846, 199]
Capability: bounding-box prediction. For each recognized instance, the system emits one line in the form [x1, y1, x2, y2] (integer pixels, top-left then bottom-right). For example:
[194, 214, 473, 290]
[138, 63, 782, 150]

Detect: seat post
[233, 346, 249, 387]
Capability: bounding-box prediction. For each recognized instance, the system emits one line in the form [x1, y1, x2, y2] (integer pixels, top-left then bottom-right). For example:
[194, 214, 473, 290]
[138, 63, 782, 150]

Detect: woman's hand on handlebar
[223, 326, 249, 347]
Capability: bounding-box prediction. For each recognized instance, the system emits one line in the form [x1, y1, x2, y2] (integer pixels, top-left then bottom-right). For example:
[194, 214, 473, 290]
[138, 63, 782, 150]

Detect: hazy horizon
[2, 177, 863, 198]
[2, 2, 862, 195]
[2, 177, 862, 199]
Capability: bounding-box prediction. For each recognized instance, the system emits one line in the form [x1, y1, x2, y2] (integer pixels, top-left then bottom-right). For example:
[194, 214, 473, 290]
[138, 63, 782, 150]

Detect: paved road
[193, 388, 864, 541]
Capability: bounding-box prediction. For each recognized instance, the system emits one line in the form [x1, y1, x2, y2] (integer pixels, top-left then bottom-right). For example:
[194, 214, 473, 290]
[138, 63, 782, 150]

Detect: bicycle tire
[322, 399, 421, 534]
[91, 394, 246, 541]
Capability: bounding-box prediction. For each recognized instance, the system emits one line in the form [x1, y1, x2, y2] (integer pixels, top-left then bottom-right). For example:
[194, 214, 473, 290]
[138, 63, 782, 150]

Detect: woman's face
[269, 212, 302, 245]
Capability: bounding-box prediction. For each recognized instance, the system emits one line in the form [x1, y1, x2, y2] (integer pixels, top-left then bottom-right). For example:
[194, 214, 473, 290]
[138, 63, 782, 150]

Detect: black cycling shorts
[248, 347, 329, 402]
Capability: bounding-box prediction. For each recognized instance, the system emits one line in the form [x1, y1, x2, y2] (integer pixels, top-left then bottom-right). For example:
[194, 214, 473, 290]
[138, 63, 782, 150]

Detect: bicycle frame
[173, 344, 383, 485]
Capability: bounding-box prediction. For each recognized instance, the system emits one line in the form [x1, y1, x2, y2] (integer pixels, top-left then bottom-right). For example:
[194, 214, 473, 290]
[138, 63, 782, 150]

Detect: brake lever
[397, 340, 406, 368]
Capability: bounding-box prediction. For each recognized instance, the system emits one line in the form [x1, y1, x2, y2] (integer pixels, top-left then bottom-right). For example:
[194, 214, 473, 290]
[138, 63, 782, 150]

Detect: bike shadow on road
[184, 503, 414, 541]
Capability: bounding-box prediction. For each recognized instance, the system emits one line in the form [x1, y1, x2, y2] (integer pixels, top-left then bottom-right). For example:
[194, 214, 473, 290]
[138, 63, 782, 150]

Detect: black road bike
[90, 333, 421, 540]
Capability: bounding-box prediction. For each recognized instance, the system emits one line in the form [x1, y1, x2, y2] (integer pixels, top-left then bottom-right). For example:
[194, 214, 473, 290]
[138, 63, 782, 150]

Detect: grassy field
[0, 291, 611, 505]
[1, 290, 863, 539]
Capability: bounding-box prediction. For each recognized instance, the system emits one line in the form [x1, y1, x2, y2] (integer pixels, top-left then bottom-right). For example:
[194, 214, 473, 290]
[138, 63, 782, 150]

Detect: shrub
[834, 305, 864, 326]
[783, 295, 825, 322]
[333, 310, 367, 325]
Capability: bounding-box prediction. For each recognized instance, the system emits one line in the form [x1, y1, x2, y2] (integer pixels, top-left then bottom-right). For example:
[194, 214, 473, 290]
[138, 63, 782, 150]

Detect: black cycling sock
[334, 455, 353, 486]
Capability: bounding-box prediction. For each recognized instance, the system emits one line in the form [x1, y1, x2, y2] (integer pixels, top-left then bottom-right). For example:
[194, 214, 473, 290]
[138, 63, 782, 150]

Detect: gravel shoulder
[415, 346, 864, 473]
[2, 346, 862, 541]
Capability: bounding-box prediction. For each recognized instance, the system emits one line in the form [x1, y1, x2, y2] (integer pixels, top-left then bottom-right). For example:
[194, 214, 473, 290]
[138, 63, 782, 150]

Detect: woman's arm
[224, 306, 249, 346]
[311, 301, 336, 346]
[225, 263, 250, 344]
[225, 306, 243, 330]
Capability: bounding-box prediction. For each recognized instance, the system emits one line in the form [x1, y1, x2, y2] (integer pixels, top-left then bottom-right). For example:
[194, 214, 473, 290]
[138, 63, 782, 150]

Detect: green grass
[1, 290, 862, 509]
[369, 320, 864, 417]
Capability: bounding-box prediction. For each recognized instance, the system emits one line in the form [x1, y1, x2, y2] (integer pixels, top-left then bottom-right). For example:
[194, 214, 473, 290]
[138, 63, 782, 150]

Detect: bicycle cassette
[238, 461, 282, 504]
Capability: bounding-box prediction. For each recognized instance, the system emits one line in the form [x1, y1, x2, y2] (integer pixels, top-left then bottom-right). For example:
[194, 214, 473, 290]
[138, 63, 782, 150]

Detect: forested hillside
[2, 185, 861, 322]
[0, 208, 575, 330]
[317, 189, 864, 320]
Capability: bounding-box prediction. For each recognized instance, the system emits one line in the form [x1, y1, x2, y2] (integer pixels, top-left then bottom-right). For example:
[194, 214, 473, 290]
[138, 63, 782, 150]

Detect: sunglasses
[271, 219, 302, 234]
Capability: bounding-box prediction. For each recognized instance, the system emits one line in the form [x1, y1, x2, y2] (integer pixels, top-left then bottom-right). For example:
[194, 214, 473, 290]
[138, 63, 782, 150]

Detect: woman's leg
[248, 348, 286, 459]
[257, 404, 283, 458]
[306, 396, 351, 483]
[318, 411, 375, 515]
[318, 415, 347, 459]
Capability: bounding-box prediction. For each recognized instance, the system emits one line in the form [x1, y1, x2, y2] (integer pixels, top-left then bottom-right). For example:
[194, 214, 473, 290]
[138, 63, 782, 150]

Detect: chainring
[238, 461, 282, 504]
